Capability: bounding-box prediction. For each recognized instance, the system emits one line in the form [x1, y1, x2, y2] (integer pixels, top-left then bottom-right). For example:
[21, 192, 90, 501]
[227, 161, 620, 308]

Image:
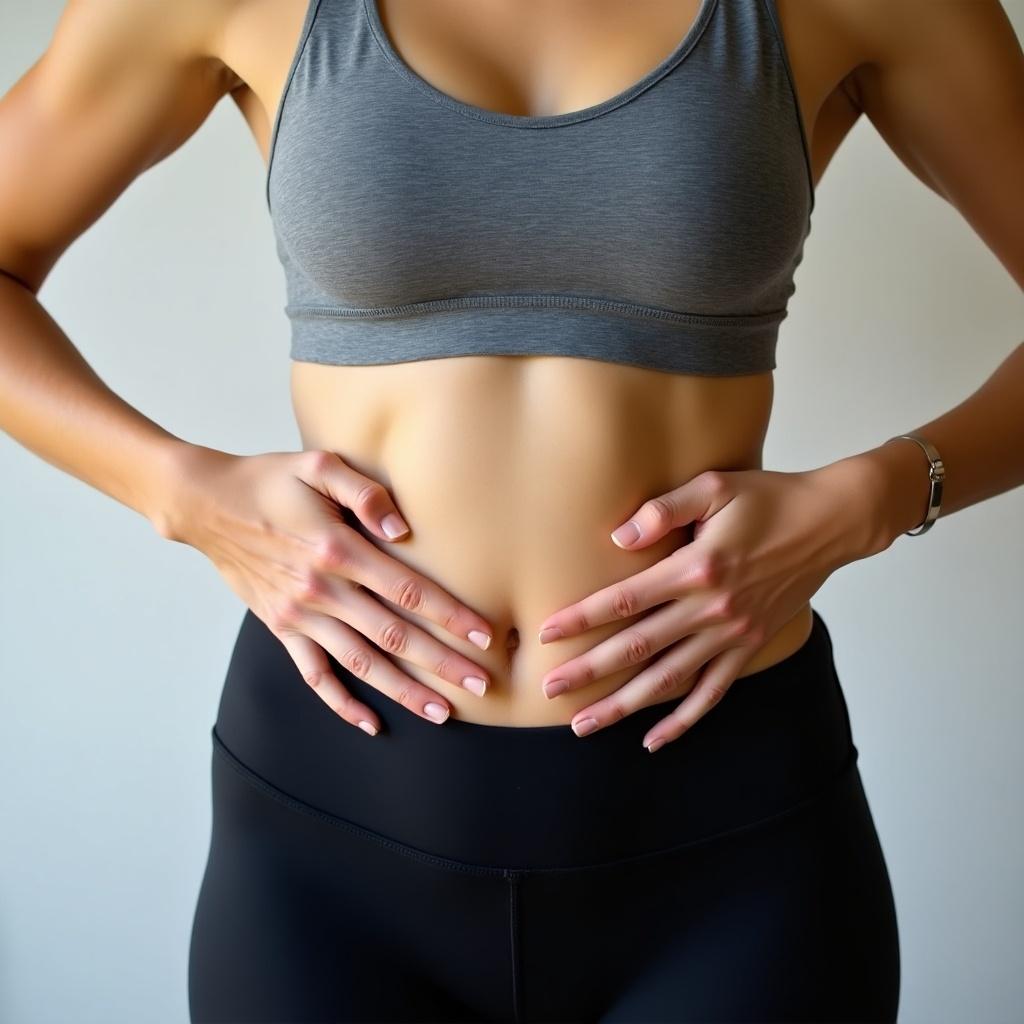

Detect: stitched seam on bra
[758, 0, 816, 220]
[265, 0, 324, 214]
[284, 294, 787, 328]
[210, 725, 860, 876]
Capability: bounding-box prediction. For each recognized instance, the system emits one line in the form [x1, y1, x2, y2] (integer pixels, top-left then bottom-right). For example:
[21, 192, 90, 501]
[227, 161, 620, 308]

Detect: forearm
[827, 340, 1024, 559]
[0, 270, 198, 537]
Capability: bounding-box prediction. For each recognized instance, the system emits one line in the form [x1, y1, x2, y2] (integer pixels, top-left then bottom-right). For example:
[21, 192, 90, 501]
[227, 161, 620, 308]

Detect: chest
[270, 0, 812, 319]
[370, 0, 714, 120]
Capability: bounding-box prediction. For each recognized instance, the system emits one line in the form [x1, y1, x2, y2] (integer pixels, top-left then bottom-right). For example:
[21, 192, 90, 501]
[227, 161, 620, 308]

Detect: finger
[299, 609, 454, 725]
[274, 627, 382, 736]
[540, 598, 696, 698]
[333, 583, 490, 696]
[316, 528, 494, 652]
[609, 471, 731, 550]
[537, 550, 703, 642]
[641, 644, 754, 752]
[298, 449, 411, 542]
[567, 626, 730, 738]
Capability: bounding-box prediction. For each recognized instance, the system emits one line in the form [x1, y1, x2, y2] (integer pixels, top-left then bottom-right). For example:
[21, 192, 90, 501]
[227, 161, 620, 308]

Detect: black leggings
[189, 606, 900, 1023]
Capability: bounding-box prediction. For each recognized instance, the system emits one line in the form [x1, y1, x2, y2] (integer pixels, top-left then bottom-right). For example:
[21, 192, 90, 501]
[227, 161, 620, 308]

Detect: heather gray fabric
[266, 0, 815, 376]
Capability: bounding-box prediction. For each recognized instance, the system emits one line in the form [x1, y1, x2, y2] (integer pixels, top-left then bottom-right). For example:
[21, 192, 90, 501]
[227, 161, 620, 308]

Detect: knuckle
[389, 574, 426, 613]
[609, 584, 639, 620]
[302, 668, 327, 691]
[294, 569, 325, 604]
[708, 590, 736, 621]
[747, 621, 768, 647]
[649, 669, 681, 699]
[731, 611, 756, 640]
[571, 609, 591, 633]
[702, 681, 729, 708]
[306, 448, 337, 476]
[604, 701, 628, 725]
[573, 660, 596, 685]
[312, 534, 350, 571]
[266, 608, 290, 634]
[622, 630, 653, 665]
[339, 645, 374, 679]
[692, 551, 722, 588]
[376, 619, 411, 656]
[644, 495, 675, 527]
[272, 597, 303, 629]
[352, 479, 386, 513]
[701, 470, 728, 497]
[433, 652, 457, 681]
[392, 685, 415, 710]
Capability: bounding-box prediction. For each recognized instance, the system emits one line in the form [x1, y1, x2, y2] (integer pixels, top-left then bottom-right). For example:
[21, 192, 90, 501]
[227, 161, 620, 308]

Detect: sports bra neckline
[362, 0, 722, 130]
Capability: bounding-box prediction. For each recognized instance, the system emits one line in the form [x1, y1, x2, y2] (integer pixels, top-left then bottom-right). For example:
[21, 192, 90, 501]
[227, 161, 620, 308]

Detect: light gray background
[2, 3, 1022, 1022]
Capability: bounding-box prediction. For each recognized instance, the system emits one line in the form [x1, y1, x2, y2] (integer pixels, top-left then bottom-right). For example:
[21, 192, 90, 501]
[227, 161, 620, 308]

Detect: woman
[1, 0, 1021, 1020]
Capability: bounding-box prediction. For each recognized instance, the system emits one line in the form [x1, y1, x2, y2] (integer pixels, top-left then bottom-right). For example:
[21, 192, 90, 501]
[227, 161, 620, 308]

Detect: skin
[1, 1, 1022, 741]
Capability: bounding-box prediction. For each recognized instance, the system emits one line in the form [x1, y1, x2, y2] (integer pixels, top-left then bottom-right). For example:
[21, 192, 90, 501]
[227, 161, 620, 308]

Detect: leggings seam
[209, 724, 860, 876]
[504, 870, 523, 1022]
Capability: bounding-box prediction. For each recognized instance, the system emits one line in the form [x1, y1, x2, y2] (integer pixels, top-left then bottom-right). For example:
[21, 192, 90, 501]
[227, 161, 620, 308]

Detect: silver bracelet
[884, 433, 945, 536]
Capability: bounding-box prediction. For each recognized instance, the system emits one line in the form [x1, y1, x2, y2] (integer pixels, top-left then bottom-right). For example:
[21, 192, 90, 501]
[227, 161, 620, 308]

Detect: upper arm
[0, 0, 239, 294]
[833, 0, 1024, 289]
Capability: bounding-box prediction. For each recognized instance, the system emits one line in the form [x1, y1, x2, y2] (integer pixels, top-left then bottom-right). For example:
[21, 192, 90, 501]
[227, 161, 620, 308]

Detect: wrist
[822, 441, 935, 559]
[148, 440, 236, 545]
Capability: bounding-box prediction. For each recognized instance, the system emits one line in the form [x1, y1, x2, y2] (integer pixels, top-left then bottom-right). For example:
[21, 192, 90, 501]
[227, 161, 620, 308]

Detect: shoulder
[0, 0, 247, 291]
[815, 0, 1017, 75]
[44, 0, 240, 65]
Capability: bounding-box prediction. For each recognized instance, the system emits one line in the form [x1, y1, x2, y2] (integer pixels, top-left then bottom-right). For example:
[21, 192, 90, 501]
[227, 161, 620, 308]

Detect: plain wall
[2, 3, 1023, 1022]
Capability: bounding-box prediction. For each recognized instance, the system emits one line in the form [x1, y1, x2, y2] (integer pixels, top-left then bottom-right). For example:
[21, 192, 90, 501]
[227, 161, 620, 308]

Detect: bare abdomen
[290, 353, 811, 726]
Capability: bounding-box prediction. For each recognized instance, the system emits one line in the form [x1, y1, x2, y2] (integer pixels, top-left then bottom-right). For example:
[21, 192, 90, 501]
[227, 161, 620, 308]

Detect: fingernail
[381, 513, 409, 539]
[544, 679, 569, 699]
[538, 626, 563, 644]
[462, 675, 488, 696]
[468, 629, 491, 651]
[424, 702, 450, 723]
[358, 720, 378, 737]
[572, 717, 599, 737]
[611, 521, 641, 547]
[645, 737, 666, 753]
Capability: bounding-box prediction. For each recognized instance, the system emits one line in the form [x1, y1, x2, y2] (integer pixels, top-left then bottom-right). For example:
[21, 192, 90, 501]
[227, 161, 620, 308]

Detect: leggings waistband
[212, 606, 859, 871]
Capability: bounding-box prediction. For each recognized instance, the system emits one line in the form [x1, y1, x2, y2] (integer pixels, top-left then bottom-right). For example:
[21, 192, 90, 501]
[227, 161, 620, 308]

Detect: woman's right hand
[0, 2, 494, 736]
[162, 445, 495, 736]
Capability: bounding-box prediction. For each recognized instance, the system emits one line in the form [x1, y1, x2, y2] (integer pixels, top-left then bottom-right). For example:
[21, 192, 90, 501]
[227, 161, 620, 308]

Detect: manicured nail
[381, 513, 409, 539]
[424, 702, 450, 723]
[462, 676, 488, 696]
[611, 520, 641, 547]
[358, 720, 378, 737]
[572, 717, 599, 737]
[538, 626, 563, 644]
[645, 737, 666, 753]
[468, 629, 492, 650]
[544, 679, 569, 699]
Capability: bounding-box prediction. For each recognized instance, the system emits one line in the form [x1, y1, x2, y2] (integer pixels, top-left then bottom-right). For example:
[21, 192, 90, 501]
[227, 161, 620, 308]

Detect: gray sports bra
[266, 0, 815, 376]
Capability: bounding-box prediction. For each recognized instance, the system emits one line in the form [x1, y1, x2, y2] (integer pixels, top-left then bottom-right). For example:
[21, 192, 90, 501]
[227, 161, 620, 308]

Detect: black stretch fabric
[189, 607, 901, 1022]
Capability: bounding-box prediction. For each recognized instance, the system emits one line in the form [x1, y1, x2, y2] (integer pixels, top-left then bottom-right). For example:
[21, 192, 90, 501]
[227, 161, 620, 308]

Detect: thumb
[301, 450, 411, 542]
[610, 471, 731, 549]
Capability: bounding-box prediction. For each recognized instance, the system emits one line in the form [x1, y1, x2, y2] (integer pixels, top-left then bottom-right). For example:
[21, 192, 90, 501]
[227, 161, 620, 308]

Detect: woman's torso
[217, 0, 864, 725]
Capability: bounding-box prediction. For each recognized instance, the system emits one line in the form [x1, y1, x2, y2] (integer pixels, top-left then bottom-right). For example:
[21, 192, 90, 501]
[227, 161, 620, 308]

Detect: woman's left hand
[536, 463, 875, 753]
